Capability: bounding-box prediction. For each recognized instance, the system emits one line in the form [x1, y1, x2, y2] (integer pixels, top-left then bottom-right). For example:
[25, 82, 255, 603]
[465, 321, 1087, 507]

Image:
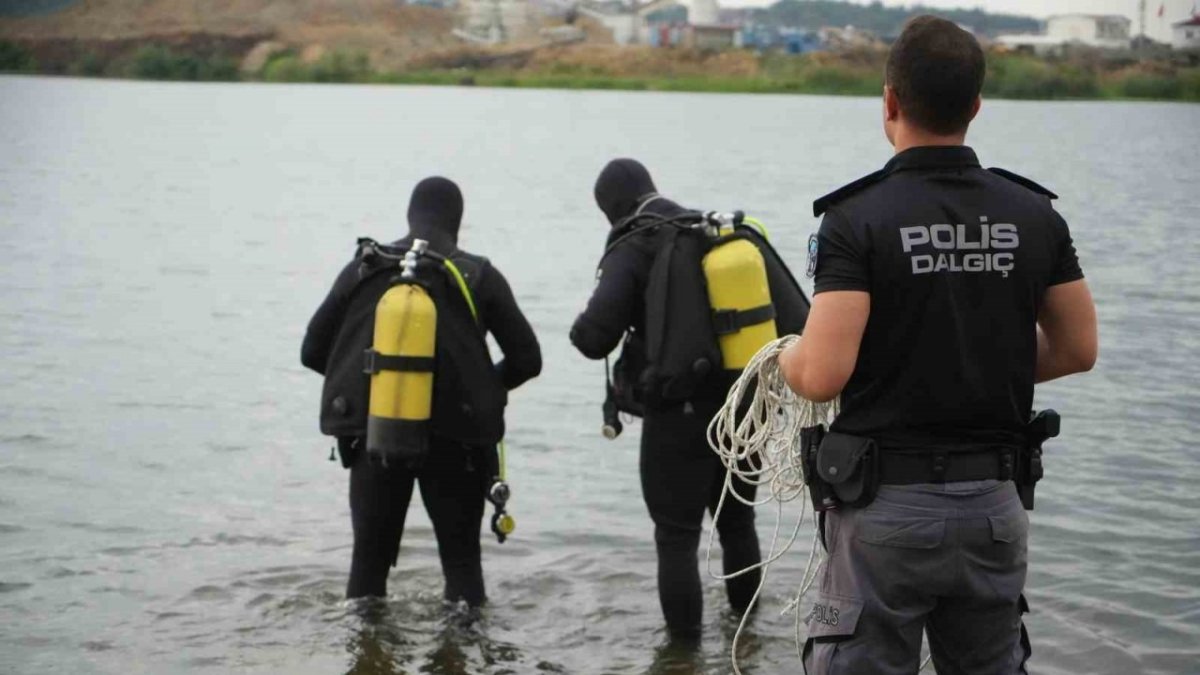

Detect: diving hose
[705, 336, 933, 673]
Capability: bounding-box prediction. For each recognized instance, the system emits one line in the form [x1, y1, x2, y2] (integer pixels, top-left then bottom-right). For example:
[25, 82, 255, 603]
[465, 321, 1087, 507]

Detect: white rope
[705, 335, 837, 674]
[704, 335, 932, 673]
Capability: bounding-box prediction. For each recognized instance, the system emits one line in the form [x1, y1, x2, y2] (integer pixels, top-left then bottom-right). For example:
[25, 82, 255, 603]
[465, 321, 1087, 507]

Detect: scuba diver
[301, 176, 542, 604]
[570, 158, 811, 640]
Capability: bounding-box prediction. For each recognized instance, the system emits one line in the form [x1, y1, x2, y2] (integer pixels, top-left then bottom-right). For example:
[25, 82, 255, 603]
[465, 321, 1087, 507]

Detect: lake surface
[1, 76, 1197, 674]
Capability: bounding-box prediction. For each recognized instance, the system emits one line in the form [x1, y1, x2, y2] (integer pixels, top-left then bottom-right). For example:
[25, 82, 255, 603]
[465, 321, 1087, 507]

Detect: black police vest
[318, 252, 507, 446]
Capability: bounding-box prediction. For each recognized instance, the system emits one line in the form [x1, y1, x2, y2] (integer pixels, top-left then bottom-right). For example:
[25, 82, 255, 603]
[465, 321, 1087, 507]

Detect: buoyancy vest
[610, 215, 812, 410]
[318, 240, 507, 449]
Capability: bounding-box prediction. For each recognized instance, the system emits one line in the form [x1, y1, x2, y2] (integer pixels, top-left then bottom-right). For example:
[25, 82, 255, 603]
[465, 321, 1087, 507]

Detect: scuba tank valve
[401, 238, 428, 278]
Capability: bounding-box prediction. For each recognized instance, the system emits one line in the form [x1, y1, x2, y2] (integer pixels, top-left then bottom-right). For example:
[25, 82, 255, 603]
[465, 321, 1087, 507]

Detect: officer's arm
[569, 244, 642, 360]
[480, 265, 543, 391]
[779, 207, 869, 401]
[1035, 279, 1097, 383]
[300, 260, 358, 375]
[779, 291, 869, 402]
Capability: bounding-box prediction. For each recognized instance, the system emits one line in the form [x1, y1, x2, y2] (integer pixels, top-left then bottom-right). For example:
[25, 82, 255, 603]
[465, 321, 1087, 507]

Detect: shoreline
[4, 69, 1199, 105]
[3, 40, 1198, 103]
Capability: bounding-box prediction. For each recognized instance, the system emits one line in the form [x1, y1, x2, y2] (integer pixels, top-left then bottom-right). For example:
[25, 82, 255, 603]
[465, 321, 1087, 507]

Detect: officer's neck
[890, 123, 968, 155]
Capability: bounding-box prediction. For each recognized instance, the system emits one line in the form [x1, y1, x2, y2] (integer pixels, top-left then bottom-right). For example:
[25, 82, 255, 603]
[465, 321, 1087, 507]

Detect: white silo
[690, 0, 719, 26]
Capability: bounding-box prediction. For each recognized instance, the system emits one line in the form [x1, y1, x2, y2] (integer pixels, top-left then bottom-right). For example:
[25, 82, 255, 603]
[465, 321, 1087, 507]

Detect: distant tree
[0, 41, 37, 73]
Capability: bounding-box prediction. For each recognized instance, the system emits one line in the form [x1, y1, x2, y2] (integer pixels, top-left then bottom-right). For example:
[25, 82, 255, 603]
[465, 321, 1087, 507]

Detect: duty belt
[878, 449, 1015, 485]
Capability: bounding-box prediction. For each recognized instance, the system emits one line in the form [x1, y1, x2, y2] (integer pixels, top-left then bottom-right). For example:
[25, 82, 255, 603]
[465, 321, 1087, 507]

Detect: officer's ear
[883, 85, 900, 122]
[883, 85, 900, 146]
[967, 95, 982, 124]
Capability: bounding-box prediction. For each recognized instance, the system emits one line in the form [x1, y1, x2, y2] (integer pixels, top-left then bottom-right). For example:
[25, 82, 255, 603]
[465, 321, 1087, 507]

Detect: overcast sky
[719, 0, 1198, 41]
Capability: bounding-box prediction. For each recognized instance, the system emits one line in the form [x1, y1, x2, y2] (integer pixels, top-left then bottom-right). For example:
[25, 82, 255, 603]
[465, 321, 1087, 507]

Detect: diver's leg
[641, 405, 712, 639]
[419, 437, 489, 607]
[347, 448, 416, 599]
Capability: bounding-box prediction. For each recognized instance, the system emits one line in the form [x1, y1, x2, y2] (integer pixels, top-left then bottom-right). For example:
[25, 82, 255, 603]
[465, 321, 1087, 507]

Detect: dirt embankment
[0, 0, 456, 72]
[410, 43, 761, 79]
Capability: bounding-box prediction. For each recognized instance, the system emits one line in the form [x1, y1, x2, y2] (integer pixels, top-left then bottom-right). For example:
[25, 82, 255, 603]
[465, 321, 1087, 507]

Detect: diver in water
[780, 16, 1098, 674]
[302, 176, 542, 604]
[570, 159, 810, 640]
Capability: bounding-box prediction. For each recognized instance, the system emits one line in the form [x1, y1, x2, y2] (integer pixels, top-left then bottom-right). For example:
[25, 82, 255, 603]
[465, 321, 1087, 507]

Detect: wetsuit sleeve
[300, 259, 359, 375]
[569, 242, 644, 360]
[1048, 210, 1084, 286]
[813, 207, 870, 294]
[479, 265, 542, 391]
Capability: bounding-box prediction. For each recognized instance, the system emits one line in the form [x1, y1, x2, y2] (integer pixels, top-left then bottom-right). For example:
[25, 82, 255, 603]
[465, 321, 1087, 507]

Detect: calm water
[1, 77, 1198, 675]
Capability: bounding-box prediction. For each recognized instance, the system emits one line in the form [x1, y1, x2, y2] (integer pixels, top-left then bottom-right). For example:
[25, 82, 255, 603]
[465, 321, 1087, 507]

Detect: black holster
[1017, 409, 1060, 510]
[801, 426, 880, 511]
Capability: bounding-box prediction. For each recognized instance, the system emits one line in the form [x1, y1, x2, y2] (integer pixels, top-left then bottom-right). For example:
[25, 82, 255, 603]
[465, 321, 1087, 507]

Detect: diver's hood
[407, 176, 462, 251]
[594, 158, 659, 225]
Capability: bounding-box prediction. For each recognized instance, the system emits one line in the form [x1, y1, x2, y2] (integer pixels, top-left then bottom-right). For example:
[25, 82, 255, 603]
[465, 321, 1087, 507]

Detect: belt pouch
[816, 432, 879, 508]
[801, 425, 838, 512]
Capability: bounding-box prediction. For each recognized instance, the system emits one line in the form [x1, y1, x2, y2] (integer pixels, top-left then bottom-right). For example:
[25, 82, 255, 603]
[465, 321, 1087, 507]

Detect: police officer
[779, 16, 1098, 674]
[571, 159, 809, 640]
[302, 176, 542, 604]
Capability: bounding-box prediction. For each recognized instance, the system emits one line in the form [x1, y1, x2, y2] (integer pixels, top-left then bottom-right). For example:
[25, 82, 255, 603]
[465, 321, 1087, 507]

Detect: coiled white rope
[705, 335, 837, 674]
[705, 335, 931, 673]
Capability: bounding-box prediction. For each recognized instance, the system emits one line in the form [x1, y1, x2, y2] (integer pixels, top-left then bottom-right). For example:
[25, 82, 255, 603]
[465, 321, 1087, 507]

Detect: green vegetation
[125, 45, 238, 81]
[986, 54, 1101, 99]
[374, 56, 1200, 103]
[0, 40, 37, 73]
[262, 50, 371, 83]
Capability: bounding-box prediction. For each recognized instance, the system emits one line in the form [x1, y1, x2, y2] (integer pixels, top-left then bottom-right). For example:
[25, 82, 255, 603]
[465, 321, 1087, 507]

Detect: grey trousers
[802, 480, 1032, 675]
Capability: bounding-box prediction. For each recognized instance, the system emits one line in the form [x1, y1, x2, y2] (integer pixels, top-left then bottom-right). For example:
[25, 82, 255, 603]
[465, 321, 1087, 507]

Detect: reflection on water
[0, 77, 1198, 674]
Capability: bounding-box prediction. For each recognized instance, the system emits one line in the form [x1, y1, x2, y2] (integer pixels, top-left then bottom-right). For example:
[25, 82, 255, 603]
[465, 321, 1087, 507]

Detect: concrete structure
[690, 0, 718, 26]
[1174, 15, 1200, 49]
[455, 0, 540, 44]
[1045, 14, 1131, 48]
[581, 0, 736, 46]
[997, 14, 1132, 53]
[579, 0, 679, 45]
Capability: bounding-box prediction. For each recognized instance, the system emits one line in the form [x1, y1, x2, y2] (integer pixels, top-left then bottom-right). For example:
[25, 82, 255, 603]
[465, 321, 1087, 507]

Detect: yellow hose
[743, 216, 770, 240]
[441, 258, 479, 322]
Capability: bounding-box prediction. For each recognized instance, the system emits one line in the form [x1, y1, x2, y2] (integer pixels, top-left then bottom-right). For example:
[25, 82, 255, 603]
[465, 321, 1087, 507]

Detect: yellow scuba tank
[365, 241, 437, 464]
[702, 234, 778, 370]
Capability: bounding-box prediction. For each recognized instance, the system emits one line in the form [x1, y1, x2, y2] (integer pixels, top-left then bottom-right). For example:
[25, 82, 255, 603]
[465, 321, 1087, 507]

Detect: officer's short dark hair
[885, 15, 986, 135]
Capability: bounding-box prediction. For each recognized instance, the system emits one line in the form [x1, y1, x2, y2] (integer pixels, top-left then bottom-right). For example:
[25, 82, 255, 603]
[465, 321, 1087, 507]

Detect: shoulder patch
[813, 168, 890, 217]
[988, 168, 1058, 200]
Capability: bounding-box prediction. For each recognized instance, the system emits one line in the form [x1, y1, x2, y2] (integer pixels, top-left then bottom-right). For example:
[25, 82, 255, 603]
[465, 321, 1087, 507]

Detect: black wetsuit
[302, 178, 541, 604]
[572, 160, 762, 638]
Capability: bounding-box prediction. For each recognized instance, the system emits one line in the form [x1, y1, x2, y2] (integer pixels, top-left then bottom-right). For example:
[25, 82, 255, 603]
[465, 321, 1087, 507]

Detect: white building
[578, 0, 683, 45]
[690, 0, 718, 26]
[997, 14, 1132, 53]
[1174, 15, 1200, 49]
[455, 0, 540, 44]
[1045, 14, 1131, 48]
